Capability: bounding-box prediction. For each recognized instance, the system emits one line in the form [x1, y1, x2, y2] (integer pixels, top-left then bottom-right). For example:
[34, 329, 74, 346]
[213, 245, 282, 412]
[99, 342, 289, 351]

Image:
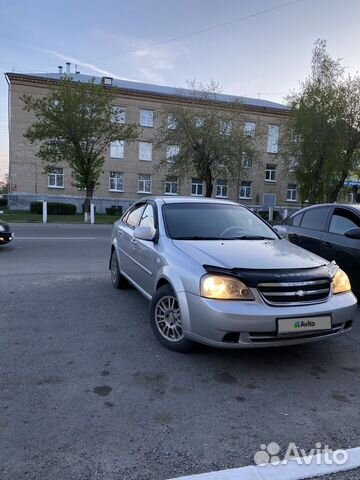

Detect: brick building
[5, 67, 298, 213]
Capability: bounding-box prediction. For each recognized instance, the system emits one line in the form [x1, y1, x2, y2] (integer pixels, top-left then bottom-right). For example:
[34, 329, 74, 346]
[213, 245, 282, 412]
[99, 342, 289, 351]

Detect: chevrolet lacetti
[109, 197, 357, 352]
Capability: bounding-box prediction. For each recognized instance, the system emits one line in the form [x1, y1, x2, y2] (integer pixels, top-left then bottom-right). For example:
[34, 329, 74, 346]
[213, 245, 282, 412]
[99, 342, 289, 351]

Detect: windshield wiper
[224, 235, 275, 240]
[172, 236, 223, 240]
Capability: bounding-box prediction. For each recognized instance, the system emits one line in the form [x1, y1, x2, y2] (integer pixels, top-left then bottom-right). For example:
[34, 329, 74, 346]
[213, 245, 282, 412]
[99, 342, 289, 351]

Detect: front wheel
[110, 249, 129, 289]
[150, 285, 194, 352]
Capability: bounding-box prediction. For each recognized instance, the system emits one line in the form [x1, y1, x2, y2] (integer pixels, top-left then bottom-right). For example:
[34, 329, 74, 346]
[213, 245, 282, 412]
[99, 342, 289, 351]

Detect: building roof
[6, 72, 289, 112]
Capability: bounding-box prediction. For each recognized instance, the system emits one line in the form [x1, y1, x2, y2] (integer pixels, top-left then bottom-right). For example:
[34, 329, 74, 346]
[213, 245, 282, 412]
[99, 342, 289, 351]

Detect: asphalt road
[0, 224, 359, 480]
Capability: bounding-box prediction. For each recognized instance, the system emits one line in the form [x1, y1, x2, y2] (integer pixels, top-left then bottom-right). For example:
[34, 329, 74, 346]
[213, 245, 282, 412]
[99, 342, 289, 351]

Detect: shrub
[106, 206, 123, 216]
[30, 202, 77, 215]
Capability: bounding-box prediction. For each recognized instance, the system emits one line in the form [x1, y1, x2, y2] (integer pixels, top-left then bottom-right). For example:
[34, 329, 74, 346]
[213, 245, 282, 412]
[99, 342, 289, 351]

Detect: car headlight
[200, 274, 254, 300]
[331, 269, 351, 294]
[0, 225, 5, 232]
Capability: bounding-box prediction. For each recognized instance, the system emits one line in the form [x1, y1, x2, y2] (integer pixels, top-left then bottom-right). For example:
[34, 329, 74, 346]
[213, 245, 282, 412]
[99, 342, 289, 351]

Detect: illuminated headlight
[331, 269, 351, 294]
[200, 274, 254, 300]
[0, 225, 5, 232]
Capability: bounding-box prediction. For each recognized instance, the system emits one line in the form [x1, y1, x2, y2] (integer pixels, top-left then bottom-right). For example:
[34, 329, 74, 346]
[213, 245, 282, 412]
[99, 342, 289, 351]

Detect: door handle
[322, 241, 332, 247]
[130, 238, 137, 245]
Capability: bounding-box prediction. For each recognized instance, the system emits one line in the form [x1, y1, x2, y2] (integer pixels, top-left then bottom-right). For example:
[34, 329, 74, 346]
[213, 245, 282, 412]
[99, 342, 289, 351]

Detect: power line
[87, 0, 306, 63]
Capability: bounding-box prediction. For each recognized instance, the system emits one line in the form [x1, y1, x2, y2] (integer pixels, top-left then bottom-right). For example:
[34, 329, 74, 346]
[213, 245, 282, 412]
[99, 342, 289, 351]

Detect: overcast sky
[1, 0, 359, 175]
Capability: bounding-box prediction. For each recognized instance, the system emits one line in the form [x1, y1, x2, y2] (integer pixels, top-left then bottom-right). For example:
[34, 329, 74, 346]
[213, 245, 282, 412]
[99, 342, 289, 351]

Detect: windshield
[163, 203, 278, 240]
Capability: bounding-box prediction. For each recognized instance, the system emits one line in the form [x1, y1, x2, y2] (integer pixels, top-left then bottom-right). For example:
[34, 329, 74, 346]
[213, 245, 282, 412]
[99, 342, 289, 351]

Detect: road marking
[166, 447, 360, 480]
[15, 237, 98, 240]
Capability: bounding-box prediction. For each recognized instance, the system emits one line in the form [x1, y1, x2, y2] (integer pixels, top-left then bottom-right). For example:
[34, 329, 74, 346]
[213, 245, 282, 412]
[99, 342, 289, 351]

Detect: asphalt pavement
[0, 224, 359, 480]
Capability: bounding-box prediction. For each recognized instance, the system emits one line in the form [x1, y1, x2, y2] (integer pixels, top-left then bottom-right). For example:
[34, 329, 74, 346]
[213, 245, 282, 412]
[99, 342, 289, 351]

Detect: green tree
[22, 77, 139, 217]
[155, 80, 257, 197]
[283, 39, 360, 203]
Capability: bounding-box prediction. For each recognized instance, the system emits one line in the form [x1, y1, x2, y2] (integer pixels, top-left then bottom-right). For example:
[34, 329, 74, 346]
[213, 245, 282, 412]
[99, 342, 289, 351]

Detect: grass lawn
[0, 211, 119, 224]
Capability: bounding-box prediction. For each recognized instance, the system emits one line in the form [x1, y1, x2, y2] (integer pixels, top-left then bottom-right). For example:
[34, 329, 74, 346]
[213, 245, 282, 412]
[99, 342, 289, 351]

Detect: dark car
[279, 204, 360, 297]
[0, 220, 14, 245]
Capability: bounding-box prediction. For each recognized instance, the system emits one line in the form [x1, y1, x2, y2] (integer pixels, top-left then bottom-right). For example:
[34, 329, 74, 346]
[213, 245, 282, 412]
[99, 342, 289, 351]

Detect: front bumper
[180, 290, 358, 348]
[0, 232, 13, 244]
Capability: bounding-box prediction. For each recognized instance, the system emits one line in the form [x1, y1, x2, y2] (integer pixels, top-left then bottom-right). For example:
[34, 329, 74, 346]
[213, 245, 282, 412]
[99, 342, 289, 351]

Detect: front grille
[257, 279, 331, 306]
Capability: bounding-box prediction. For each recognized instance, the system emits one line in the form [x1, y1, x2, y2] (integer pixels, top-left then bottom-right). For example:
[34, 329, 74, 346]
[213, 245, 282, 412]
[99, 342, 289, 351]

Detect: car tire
[150, 285, 194, 352]
[110, 249, 129, 289]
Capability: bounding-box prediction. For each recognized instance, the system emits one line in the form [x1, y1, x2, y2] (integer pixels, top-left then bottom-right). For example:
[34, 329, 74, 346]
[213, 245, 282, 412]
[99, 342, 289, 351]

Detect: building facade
[5, 68, 299, 213]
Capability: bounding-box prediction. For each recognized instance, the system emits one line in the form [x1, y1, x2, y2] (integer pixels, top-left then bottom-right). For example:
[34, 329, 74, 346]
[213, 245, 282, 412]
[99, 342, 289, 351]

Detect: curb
[167, 447, 360, 480]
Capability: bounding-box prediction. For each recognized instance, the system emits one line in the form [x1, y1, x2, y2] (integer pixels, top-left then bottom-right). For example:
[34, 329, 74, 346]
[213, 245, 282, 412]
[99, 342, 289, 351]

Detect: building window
[165, 176, 178, 195]
[239, 181, 252, 199]
[286, 183, 297, 202]
[139, 142, 153, 161]
[267, 125, 280, 153]
[216, 179, 228, 198]
[138, 174, 151, 193]
[167, 114, 177, 129]
[109, 172, 124, 192]
[191, 178, 204, 196]
[110, 140, 124, 159]
[140, 109, 154, 127]
[265, 164, 276, 182]
[244, 121, 256, 137]
[288, 155, 299, 173]
[166, 145, 180, 163]
[242, 152, 253, 169]
[111, 106, 125, 124]
[48, 168, 64, 188]
[195, 116, 204, 128]
[220, 120, 232, 135]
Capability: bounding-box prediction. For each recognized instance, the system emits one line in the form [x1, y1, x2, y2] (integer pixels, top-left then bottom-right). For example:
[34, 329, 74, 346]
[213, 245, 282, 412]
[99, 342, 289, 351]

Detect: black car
[280, 204, 360, 297]
[0, 220, 13, 246]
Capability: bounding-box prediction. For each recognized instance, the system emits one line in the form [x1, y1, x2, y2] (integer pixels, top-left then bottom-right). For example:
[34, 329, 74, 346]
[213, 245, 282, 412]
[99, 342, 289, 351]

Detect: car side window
[286, 213, 303, 227]
[139, 204, 155, 233]
[125, 204, 145, 228]
[292, 213, 303, 227]
[329, 209, 360, 235]
[300, 207, 331, 231]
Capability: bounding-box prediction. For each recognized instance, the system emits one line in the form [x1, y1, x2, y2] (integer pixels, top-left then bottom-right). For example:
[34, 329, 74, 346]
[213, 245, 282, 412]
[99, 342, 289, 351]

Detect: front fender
[154, 264, 202, 336]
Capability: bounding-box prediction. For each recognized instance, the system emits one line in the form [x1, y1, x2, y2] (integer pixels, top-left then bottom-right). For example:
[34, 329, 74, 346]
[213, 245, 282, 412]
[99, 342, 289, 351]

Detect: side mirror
[344, 227, 360, 240]
[273, 225, 288, 239]
[134, 226, 154, 241]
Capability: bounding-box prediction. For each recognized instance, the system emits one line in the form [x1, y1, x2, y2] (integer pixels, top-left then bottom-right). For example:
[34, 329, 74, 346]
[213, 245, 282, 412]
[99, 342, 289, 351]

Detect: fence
[0, 192, 301, 224]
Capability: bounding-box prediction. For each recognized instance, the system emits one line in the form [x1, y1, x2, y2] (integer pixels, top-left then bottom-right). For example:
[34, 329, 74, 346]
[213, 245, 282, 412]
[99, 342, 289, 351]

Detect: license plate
[278, 316, 332, 334]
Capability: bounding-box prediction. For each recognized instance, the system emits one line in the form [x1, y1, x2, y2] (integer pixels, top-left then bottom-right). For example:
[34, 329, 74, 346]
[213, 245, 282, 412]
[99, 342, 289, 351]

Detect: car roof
[138, 196, 240, 206]
[291, 203, 360, 215]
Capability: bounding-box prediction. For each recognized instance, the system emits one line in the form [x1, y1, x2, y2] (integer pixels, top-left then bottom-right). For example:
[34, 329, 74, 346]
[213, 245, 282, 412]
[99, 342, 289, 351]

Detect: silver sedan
[110, 197, 357, 352]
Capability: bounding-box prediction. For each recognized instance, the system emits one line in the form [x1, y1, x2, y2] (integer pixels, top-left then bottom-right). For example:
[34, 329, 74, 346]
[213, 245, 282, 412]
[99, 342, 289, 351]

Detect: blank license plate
[278, 316, 332, 334]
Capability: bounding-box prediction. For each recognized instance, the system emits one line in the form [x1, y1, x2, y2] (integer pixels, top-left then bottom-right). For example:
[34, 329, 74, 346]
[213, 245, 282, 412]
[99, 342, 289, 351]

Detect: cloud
[93, 31, 188, 84]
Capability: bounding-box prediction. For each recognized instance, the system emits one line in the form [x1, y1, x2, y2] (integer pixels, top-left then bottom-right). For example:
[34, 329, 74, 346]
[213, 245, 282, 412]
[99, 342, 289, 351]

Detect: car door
[320, 207, 360, 292]
[288, 206, 332, 257]
[128, 202, 158, 295]
[117, 202, 146, 279]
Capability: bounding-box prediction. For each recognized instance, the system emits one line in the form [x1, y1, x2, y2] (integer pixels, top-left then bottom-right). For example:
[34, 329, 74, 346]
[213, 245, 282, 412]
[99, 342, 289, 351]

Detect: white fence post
[42, 200, 47, 224]
[90, 203, 95, 224]
[268, 205, 274, 222]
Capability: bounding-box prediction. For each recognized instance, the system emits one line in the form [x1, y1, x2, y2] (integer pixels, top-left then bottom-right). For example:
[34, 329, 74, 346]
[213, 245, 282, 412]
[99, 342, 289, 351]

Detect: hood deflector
[203, 264, 336, 288]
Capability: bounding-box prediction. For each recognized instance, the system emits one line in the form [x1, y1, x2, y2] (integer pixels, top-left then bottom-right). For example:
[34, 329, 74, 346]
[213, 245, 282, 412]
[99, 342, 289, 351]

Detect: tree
[22, 77, 139, 218]
[155, 80, 257, 197]
[0, 174, 8, 194]
[283, 39, 360, 203]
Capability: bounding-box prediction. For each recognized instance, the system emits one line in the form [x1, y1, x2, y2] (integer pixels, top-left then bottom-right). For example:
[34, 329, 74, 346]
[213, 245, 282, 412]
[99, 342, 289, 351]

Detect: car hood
[172, 239, 328, 270]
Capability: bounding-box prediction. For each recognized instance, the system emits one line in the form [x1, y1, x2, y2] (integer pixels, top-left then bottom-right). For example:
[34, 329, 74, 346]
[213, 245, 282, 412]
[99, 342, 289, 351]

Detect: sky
[0, 0, 359, 176]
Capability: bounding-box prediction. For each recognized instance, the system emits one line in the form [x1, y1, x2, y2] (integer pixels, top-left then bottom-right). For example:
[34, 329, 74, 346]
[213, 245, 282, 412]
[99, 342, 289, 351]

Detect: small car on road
[110, 197, 357, 352]
[278, 204, 360, 298]
[0, 220, 13, 246]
